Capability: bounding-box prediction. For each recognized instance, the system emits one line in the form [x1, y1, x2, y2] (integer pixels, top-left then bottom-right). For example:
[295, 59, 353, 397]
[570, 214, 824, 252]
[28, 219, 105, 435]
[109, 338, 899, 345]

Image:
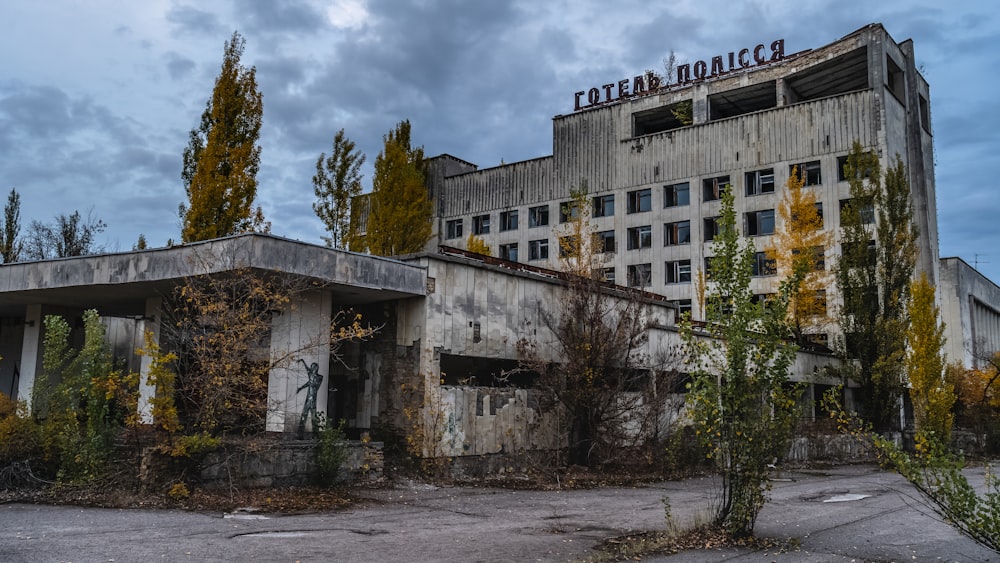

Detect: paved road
[0, 465, 996, 562]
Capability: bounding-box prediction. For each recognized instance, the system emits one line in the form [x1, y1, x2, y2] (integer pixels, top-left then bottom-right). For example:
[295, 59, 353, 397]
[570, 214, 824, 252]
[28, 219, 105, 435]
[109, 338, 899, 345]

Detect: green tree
[313, 129, 365, 248]
[836, 142, 918, 432]
[356, 120, 431, 256]
[682, 188, 801, 538]
[25, 210, 106, 259]
[906, 273, 954, 442]
[180, 31, 266, 243]
[134, 233, 148, 250]
[1, 188, 22, 263]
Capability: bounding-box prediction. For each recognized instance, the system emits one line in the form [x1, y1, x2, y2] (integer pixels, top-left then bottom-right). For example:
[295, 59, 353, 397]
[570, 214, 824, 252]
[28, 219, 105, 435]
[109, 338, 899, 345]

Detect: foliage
[518, 187, 680, 467]
[313, 129, 365, 249]
[906, 273, 954, 441]
[134, 234, 147, 250]
[824, 389, 1000, 553]
[137, 331, 181, 435]
[465, 233, 490, 255]
[24, 210, 106, 260]
[835, 142, 918, 432]
[315, 416, 348, 487]
[949, 353, 1000, 451]
[670, 100, 693, 126]
[1, 188, 22, 263]
[180, 31, 267, 243]
[766, 166, 831, 345]
[681, 188, 802, 538]
[354, 120, 431, 256]
[0, 394, 42, 468]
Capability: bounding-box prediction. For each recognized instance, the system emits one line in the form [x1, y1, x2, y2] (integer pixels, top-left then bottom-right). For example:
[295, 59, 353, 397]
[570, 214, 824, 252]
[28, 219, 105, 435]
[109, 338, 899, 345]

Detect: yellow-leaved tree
[465, 233, 490, 255]
[905, 272, 955, 443]
[180, 31, 267, 243]
[767, 166, 831, 346]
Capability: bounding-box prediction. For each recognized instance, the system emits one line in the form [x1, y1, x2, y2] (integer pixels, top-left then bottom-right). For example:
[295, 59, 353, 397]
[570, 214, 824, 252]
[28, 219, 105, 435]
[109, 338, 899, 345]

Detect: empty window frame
[839, 198, 875, 224]
[745, 209, 775, 236]
[528, 239, 549, 260]
[472, 214, 490, 235]
[627, 225, 652, 250]
[837, 153, 876, 182]
[666, 259, 692, 284]
[559, 200, 579, 223]
[529, 205, 549, 227]
[886, 55, 905, 104]
[500, 210, 518, 231]
[597, 230, 616, 253]
[627, 188, 652, 213]
[751, 252, 776, 276]
[593, 194, 615, 217]
[664, 220, 690, 246]
[602, 267, 616, 284]
[702, 175, 730, 201]
[664, 182, 690, 207]
[445, 219, 463, 239]
[791, 161, 821, 186]
[703, 216, 720, 242]
[627, 263, 652, 287]
[745, 169, 775, 196]
[671, 299, 693, 317]
[499, 243, 518, 262]
[704, 256, 714, 279]
[919, 94, 931, 133]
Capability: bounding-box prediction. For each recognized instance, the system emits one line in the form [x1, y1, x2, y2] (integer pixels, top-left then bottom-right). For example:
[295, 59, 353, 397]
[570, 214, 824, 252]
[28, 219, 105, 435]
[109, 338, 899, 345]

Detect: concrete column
[266, 290, 332, 433]
[16, 304, 43, 410]
[137, 296, 162, 424]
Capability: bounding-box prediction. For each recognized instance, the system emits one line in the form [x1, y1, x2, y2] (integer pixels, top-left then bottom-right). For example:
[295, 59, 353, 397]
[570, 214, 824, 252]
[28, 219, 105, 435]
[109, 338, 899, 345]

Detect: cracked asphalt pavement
[1, 464, 996, 562]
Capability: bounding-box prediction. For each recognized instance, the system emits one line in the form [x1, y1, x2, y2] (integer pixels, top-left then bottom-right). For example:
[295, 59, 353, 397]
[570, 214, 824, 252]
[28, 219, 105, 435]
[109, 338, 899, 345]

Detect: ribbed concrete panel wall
[438, 157, 556, 217]
[553, 107, 618, 192]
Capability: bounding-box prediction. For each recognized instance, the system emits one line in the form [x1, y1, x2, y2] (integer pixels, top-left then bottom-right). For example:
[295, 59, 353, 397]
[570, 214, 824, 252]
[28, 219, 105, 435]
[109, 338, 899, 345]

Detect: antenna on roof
[974, 253, 990, 270]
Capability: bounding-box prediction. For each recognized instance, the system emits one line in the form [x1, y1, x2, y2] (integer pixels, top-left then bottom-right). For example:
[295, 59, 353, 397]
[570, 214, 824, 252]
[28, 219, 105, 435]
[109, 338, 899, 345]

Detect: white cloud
[325, 0, 369, 29]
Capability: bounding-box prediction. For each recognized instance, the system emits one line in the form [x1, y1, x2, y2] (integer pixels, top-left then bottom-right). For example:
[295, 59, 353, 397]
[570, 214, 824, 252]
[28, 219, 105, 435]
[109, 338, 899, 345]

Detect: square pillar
[16, 304, 43, 411]
[137, 296, 162, 424]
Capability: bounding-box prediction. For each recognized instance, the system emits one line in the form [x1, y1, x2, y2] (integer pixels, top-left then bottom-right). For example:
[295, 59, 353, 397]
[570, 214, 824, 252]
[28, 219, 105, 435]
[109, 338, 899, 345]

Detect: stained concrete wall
[940, 257, 1000, 368]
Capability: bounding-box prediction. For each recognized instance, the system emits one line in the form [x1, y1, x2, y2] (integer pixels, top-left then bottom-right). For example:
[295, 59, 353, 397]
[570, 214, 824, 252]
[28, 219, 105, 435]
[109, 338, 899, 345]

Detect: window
[886, 55, 905, 104]
[664, 182, 690, 207]
[593, 194, 615, 217]
[528, 239, 548, 260]
[919, 94, 930, 134]
[671, 299, 693, 317]
[803, 333, 829, 348]
[792, 246, 826, 271]
[627, 225, 652, 250]
[499, 243, 518, 262]
[529, 205, 549, 227]
[745, 209, 775, 236]
[664, 220, 690, 246]
[704, 257, 713, 279]
[445, 219, 463, 240]
[602, 267, 616, 284]
[751, 293, 774, 305]
[703, 216, 720, 242]
[559, 200, 579, 223]
[751, 252, 776, 276]
[597, 230, 616, 253]
[500, 210, 518, 231]
[666, 259, 692, 284]
[702, 176, 729, 201]
[790, 161, 821, 186]
[627, 188, 652, 213]
[837, 153, 876, 182]
[627, 263, 652, 287]
[472, 214, 490, 235]
[839, 198, 875, 224]
[842, 239, 877, 266]
[745, 169, 775, 196]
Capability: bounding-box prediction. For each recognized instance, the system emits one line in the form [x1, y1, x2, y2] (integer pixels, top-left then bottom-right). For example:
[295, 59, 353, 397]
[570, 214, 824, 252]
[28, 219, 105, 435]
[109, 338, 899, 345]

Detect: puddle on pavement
[822, 493, 871, 503]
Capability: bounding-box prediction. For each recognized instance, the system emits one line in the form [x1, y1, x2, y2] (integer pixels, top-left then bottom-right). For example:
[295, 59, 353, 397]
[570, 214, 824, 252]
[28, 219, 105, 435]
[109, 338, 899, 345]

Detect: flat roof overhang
[0, 234, 427, 317]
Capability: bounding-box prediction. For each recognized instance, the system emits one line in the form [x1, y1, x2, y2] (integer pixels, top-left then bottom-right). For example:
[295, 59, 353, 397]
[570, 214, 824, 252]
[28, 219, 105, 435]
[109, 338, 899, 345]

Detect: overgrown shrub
[315, 416, 348, 487]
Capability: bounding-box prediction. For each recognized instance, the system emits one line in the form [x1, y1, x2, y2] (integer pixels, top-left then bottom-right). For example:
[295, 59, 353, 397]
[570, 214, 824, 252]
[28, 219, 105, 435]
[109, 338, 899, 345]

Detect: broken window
[708, 81, 777, 120]
[593, 194, 615, 217]
[837, 153, 875, 182]
[751, 252, 776, 277]
[529, 205, 549, 227]
[703, 216, 720, 242]
[745, 209, 775, 236]
[500, 210, 518, 231]
[597, 230, 616, 253]
[528, 239, 548, 260]
[702, 176, 729, 201]
[632, 100, 693, 136]
[445, 219, 463, 240]
[627, 225, 652, 250]
[627, 188, 652, 213]
[602, 267, 616, 284]
[499, 243, 518, 262]
[839, 198, 875, 224]
[664, 220, 690, 246]
[791, 161, 821, 186]
[665, 259, 692, 284]
[745, 169, 775, 196]
[627, 263, 652, 287]
[671, 299, 692, 317]
[704, 257, 713, 279]
[559, 200, 579, 223]
[664, 182, 690, 207]
[472, 214, 490, 235]
[439, 353, 534, 387]
[886, 55, 906, 105]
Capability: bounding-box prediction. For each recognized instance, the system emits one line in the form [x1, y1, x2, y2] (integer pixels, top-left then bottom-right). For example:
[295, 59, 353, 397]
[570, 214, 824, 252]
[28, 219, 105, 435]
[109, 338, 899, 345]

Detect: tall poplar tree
[357, 120, 431, 256]
[906, 273, 954, 441]
[312, 129, 365, 249]
[180, 31, 265, 243]
[1, 188, 22, 263]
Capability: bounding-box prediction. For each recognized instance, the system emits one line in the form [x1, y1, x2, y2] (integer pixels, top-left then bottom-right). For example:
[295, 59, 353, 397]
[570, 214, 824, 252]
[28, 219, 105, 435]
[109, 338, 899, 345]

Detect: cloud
[166, 5, 226, 36]
[236, 0, 326, 35]
[165, 52, 197, 81]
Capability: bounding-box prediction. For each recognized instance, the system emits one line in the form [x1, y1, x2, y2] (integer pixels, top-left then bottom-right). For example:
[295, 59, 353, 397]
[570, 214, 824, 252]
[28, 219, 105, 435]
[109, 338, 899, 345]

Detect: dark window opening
[633, 100, 693, 137]
[499, 243, 518, 262]
[784, 46, 869, 104]
[627, 263, 652, 287]
[440, 354, 536, 387]
[559, 200, 579, 223]
[664, 221, 690, 246]
[752, 252, 776, 277]
[529, 205, 549, 227]
[839, 198, 875, 224]
[445, 219, 463, 239]
[627, 188, 652, 213]
[745, 209, 775, 236]
[528, 239, 549, 260]
[597, 230, 616, 253]
[664, 182, 690, 207]
[593, 194, 615, 217]
[602, 267, 616, 284]
[791, 161, 821, 186]
[745, 169, 775, 196]
[472, 214, 490, 235]
[666, 259, 691, 284]
[703, 176, 729, 201]
[671, 299, 693, 317]
[886, 55, 906, 105]
[709, 81, 777, 121]
[704, 216, 720, 242]
[500, 210, 518, 231]
[919, 94, 931, 134]
[627, 225, 652, 249]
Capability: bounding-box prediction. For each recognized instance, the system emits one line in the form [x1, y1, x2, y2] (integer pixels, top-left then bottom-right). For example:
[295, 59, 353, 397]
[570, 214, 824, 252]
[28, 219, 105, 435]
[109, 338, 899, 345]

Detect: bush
[315, 417, 348, 487]
[0, 394, 42, 469]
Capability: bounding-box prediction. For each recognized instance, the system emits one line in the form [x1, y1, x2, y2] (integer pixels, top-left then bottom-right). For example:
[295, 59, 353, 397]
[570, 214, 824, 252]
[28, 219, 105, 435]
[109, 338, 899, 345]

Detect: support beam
[137, 296, 162, 424]
[16, 304, 42, 410]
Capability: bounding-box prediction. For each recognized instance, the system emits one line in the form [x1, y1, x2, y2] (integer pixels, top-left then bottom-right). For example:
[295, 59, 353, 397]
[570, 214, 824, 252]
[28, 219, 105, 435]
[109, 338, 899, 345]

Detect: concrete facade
[424, 23, 938, 349]
[939, 257, 1000, 369]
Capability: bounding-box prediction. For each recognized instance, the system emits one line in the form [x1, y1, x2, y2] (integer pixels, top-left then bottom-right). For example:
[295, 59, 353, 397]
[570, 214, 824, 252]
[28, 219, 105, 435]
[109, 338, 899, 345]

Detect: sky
[1, 1, 998, 280]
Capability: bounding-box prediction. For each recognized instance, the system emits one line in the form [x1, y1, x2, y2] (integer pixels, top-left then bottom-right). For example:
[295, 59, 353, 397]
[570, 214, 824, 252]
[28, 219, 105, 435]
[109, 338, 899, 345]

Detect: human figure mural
[296, 358, 323, 438]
